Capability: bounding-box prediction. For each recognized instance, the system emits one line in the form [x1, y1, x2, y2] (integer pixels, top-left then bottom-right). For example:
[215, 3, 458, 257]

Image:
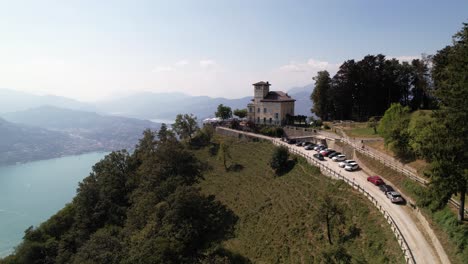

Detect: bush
[270, 146, 289, 174]
[258, 126, 284, 138]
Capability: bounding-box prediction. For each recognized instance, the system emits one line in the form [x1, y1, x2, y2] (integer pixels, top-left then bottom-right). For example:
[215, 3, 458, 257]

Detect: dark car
[328, 152, 341, 158]
[302, 141, 312, 146]
[313, 153, 325, 161]
[295, 141, 303, 146]
[367, 176, 385, 186]
[387, 191, 405, 203]
[379, 184, 395, 194]
[287, 139, 297, 144]
[305, 144, 315, 150]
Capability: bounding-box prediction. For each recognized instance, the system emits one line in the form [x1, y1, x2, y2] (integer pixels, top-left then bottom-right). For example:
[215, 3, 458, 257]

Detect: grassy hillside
[196, 137, 404, 263]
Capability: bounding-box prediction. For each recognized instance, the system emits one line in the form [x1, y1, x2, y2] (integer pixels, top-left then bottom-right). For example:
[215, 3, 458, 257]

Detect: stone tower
[253, 81, 270, 103]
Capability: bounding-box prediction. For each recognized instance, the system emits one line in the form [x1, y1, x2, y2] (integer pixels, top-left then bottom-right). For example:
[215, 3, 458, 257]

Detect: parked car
[338, 160, 356, 168]
[320, 149, 335, 157]
[302, 141, 313, 146]
[287, 139, 297, 144]
[313, 145, 324, 151]
[328, 152, 341, 158]
[344, 163, 359, 171]
[313, 153, 325, 161]
[367, 176, 385, 186]
[304, 144, 315, 150]
[379, 184, 395, 194]
[387, 191, 404, 203]
[295, 141, 303, 146]
[316, 145, 327, 152]
[332, 154, 346, 161]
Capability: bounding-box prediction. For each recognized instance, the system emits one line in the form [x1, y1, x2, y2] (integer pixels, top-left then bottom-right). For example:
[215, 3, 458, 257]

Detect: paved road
[216, 127, 448, 263]
[276, 139, 446, 264]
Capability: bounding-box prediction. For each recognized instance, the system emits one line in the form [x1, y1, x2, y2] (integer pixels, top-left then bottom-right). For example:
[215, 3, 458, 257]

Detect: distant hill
[0, 89, 94, 113]
[0, 117, 98, 165]
[0, 107, 160, 164]
[96, 92, 252, 121]
[97, 84, 314, 121]
[287, 83, 314, 116]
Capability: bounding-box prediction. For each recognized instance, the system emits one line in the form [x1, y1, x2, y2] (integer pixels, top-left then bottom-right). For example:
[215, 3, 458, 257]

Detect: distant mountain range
[0, 89, 94, 113]
[0, 84, 313, 164]
[0, 107, 160, 165]
[0, 84, 313, 122]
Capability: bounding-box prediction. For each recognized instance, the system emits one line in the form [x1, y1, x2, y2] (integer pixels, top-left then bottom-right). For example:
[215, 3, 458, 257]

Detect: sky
[0, 0, 466, 101]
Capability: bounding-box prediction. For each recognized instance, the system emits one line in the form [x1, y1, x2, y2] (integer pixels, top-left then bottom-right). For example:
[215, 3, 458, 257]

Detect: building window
[269, 118, 272, 124]
[275, 113, 279, 119]
[257, 108, 260, 113]
[257, 117, 260, 123]
[264, 108, 267, 113]
[249, 107, 252, 113]
[263, 117, 266, 123]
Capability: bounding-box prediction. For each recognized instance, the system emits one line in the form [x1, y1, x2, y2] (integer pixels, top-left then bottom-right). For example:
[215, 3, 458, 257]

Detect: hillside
[0, 130, 404, 263]
[2, 106, 160, 153]
[0, 118, 98, 165]
[196, 137, 402, 263]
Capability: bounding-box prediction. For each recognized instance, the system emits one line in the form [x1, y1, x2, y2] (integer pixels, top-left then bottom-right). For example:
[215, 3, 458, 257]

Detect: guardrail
[272, 140, 416, 264]
[338, 135, 468, 216]
[215, 128, 415, 264]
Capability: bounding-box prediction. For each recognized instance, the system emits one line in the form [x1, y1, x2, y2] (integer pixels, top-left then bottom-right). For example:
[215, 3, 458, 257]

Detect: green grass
[345, 126, 381, 138]
[195, 137, 404, 263]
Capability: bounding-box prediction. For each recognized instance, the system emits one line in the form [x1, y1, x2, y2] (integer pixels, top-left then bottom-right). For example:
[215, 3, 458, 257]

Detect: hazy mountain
[0, 89, 94, 113]
[2, 106, 160, 153]
[0, 117, 99, 165]
[96, 84, 314, 121]
[288, 83, 314, 116]
[96, 92, 252, 121]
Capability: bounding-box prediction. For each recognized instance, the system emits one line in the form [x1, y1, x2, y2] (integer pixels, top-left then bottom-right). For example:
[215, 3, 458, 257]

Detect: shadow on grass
[275, 159, 297, 176]
[228, 163, 244, 172]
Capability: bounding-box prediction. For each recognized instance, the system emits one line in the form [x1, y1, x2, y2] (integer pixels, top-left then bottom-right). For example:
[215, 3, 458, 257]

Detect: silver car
[338, 160, 356, 168]
[386, 191, 404, 203]
[344, 163, 359, 171]
[332, 154, 346, 161]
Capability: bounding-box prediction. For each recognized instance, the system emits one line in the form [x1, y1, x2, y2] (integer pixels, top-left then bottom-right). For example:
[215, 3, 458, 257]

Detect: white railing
[338, 134, 468, 216]
[216, 127, 416, 264]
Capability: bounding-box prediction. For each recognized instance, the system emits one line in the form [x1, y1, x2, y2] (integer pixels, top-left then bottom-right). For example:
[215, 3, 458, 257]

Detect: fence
[271, 140, 416, 264]
[215, 127, 415, 264]
[338, 134, 468, 216]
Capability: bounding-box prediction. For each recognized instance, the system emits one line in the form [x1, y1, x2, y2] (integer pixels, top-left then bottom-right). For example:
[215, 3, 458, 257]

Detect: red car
[367, 176, 385, 186]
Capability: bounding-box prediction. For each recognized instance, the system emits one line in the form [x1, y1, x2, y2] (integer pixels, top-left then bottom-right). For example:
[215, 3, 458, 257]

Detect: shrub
[270, 146, 289, 174]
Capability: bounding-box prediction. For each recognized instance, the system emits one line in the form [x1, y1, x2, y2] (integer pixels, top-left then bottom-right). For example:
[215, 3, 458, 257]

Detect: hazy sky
[0, 0, 466, 101]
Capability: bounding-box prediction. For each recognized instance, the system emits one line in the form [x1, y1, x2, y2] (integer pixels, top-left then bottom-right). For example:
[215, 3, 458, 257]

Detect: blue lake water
[0, 152, 107, 257]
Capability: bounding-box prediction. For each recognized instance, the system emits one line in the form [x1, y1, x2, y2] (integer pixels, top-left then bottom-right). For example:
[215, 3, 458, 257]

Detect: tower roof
[253, 81, 271, 86]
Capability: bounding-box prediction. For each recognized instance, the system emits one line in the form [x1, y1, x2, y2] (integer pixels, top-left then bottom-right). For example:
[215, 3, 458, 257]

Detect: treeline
[378, 23, 467, 222]
[0, 125, 243, 264]
[311, 54, 435, 121]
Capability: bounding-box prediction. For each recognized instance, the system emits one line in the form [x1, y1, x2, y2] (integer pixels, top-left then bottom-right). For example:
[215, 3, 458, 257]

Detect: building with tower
[246, 81, 295, 125]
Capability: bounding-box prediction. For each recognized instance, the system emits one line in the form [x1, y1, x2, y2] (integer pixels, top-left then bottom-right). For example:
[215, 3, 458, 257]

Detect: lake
[0, 152, 107, 257]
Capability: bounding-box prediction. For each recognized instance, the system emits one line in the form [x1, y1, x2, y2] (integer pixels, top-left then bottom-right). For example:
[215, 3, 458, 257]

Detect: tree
[217, 138, 233, 171]
[233, 108, 248, 119]
[269, 146, 289, 174]
[367, 117, 378, 134]
[378, 103, 412, 159]
[314, 194, 346, 245]
[311, 70, 332, 120]
[215, 104, 232, 120]
[425, 23, 468, 221]
[172, 114, 199, 141]
[157, 123, 175, 142]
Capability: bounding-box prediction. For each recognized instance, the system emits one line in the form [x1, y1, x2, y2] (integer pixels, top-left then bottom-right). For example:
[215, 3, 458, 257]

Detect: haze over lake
[0, 152, 107, 257]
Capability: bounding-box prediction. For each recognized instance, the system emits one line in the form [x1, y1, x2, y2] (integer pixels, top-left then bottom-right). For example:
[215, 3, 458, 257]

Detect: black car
[302, 141, 313, 146]
[295, 141, 303, 146]
[313, 153, 325, 161]
[379, 184, 395, 194]
[328, 152, 341, 158]
[287, 139, 297, 144]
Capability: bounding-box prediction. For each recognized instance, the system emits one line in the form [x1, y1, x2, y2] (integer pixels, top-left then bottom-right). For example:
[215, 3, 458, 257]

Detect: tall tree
[233, 108, 248, 119]
[172, 114, 199, 141]
[426, 23, 468, 221]
[215, 104, 232, 120]
[311, 70, 332, 120]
